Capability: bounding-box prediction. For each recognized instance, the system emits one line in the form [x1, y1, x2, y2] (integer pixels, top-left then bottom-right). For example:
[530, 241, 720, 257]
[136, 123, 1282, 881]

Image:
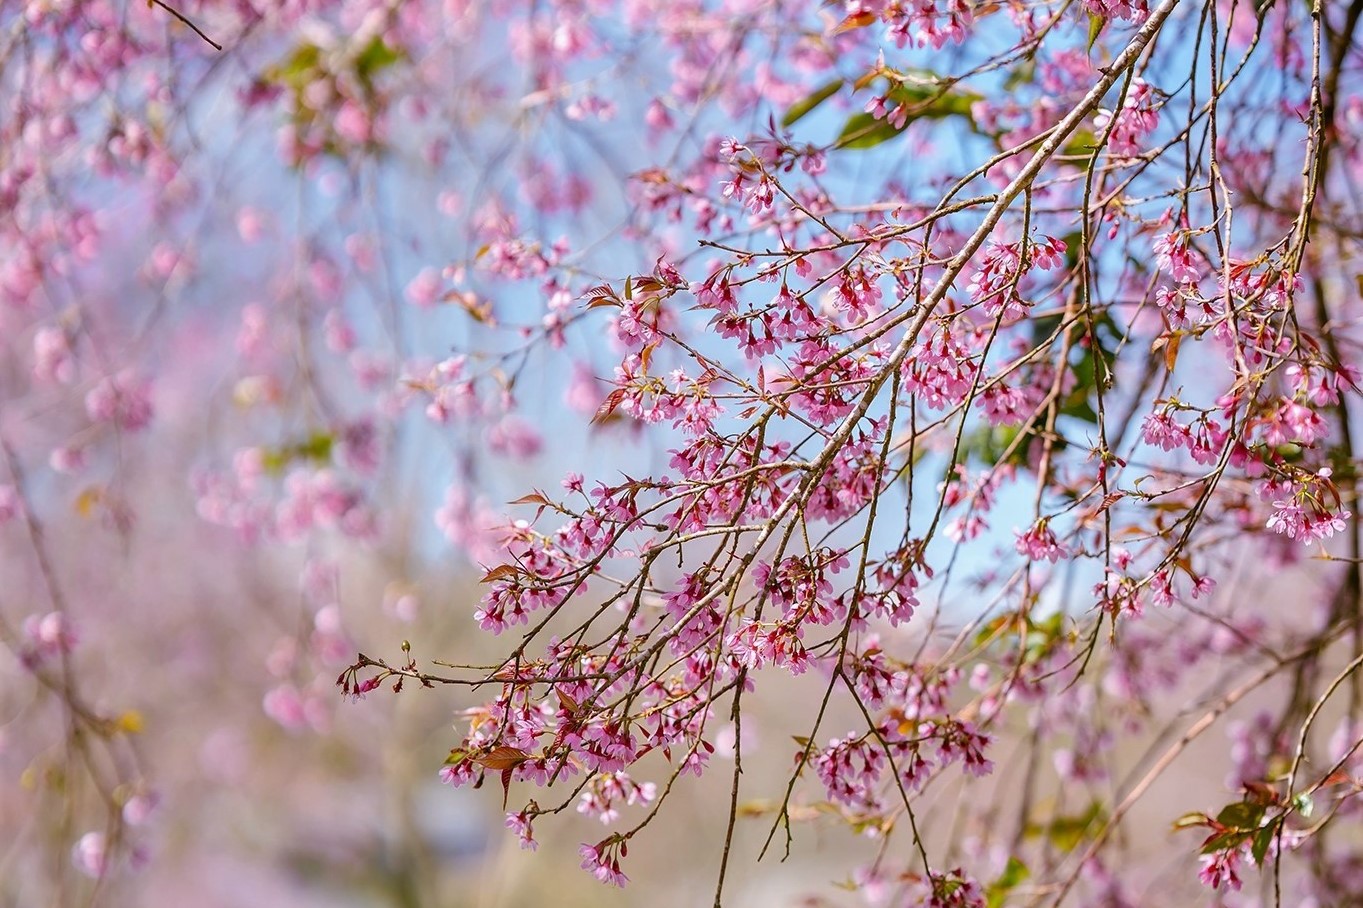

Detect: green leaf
[1251, 818, 1280, 866]
[1216, 801, 1266, 830]
[886, 82, 979, 117]
[1201, 830, 1249, 856]
[1173, 811, 1209, 829]
[1026, 802, 1106, 853]
[1291, 792, 1314, 819]
[782, 79, 844, 127]
[996, 856, 1029, 888]
[296, 431, 335, 463]
[835, 83, 980, 149]
[836, 113, 903, 149]
[1275, 442, 1305, 463]
[1004, 61, 1036, 92]
[1059, 397, 1098, 425]
[961, 423, 1027, 468]
[986, 857, 1031, 908]
[1087, 14, 1106, 53]
[1023, 613, 1066, 662]
[265, 43, 322, 89]
[1029, 313, 1065, 346]
[355, 36, 402, 86]
[972, 614, 1013, 649]
[1059, 129, 1099, 170]
[1061, 129, 1098, 157]
[260, 431, 335, 474]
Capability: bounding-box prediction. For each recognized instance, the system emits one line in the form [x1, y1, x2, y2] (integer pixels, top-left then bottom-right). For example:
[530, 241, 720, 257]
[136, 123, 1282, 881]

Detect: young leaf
[1055, 128, 1099, 168]
[1251, 818, 1281, 866]
[1087, 14, 1106, 52]
[480, 563, 522, 584]
[782, 79, 844, 127]
[592, 387, 629, 425]
[986, 857, 1030, 908]
[1216, 800, 1266, 831]
[832, 11, 876, 33]
[355, 36, 402, 86]
[836, 113, 905, 149]
[473, 745, 531, 771]
[1200, 830, 1249, 856]
[1173, 811, 1210, 830]
[836, 84, 979, 149]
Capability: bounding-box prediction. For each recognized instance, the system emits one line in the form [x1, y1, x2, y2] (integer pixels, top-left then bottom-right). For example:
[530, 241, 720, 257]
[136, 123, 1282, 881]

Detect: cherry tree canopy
[4, 0, 1363, 905]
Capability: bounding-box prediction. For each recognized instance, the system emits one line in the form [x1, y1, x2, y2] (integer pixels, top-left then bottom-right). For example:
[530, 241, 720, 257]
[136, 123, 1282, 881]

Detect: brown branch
[148, 0, 223, 51]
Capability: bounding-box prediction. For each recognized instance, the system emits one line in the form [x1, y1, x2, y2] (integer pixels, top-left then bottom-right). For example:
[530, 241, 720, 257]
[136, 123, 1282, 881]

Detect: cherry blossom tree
[6, 0, 1363, 905]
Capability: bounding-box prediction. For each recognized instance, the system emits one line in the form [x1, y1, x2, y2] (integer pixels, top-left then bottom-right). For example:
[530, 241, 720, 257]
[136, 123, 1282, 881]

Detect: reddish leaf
[853, 68, 881, 91]
[480, 563, 522, 584]
[583, 283, 621, 309]
[443, 289, 495, 323]
[1319, 770, 1356, 789]
[592, 387, 628, 425]
[473, 745, 531, 771]
[633, 168, 670, 185]
[1163, 332, 1181, 372]
[1242, 781, 1282, 805]
[833, 11, 876, 34]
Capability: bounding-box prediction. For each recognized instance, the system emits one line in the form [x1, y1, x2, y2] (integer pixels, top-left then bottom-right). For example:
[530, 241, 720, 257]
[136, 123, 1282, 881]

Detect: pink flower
[86, 371, 154, 431]
[49, 446, 86, 474]
[1198, 848, 1243, 891]
[22, 611, 77, 667]
[72, 832, 108, 879]
[263, 684, 308, 731]
[505, 811, 538, 850]
[323, 310, 357, 353]
[925, 868, 986, 907]
[813, 733, 885, 809]
[334, 100, 373, 144]
[405, 267, 443, 308]
[236, 206, 266, 243]
[979, 384, 1032, 426]
[937, 720, 994, 778]
[33, 327, 75, 384]
[1083, 0, 1149, 20]
[644, 99, 673, 130]
[0, 484, 22, 525]
[488, 416, 543, 460]
[434, 485, 501, 563]
[1153, 229, 1201, 284]
[1094, 79, 1159, 156]
[1015, 520, 1067, 563]
[579, 841, 629, 887]
[263, 684, 331, 733]
[1140, 411, 1190, 452]
[1264, 470, 1352, 543]
[564, 361, 605, 415]
[122, 792, 160, 827]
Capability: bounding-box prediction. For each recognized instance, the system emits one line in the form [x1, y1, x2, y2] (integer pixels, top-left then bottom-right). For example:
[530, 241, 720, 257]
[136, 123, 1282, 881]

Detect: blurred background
[0, 1, 1350, 905]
